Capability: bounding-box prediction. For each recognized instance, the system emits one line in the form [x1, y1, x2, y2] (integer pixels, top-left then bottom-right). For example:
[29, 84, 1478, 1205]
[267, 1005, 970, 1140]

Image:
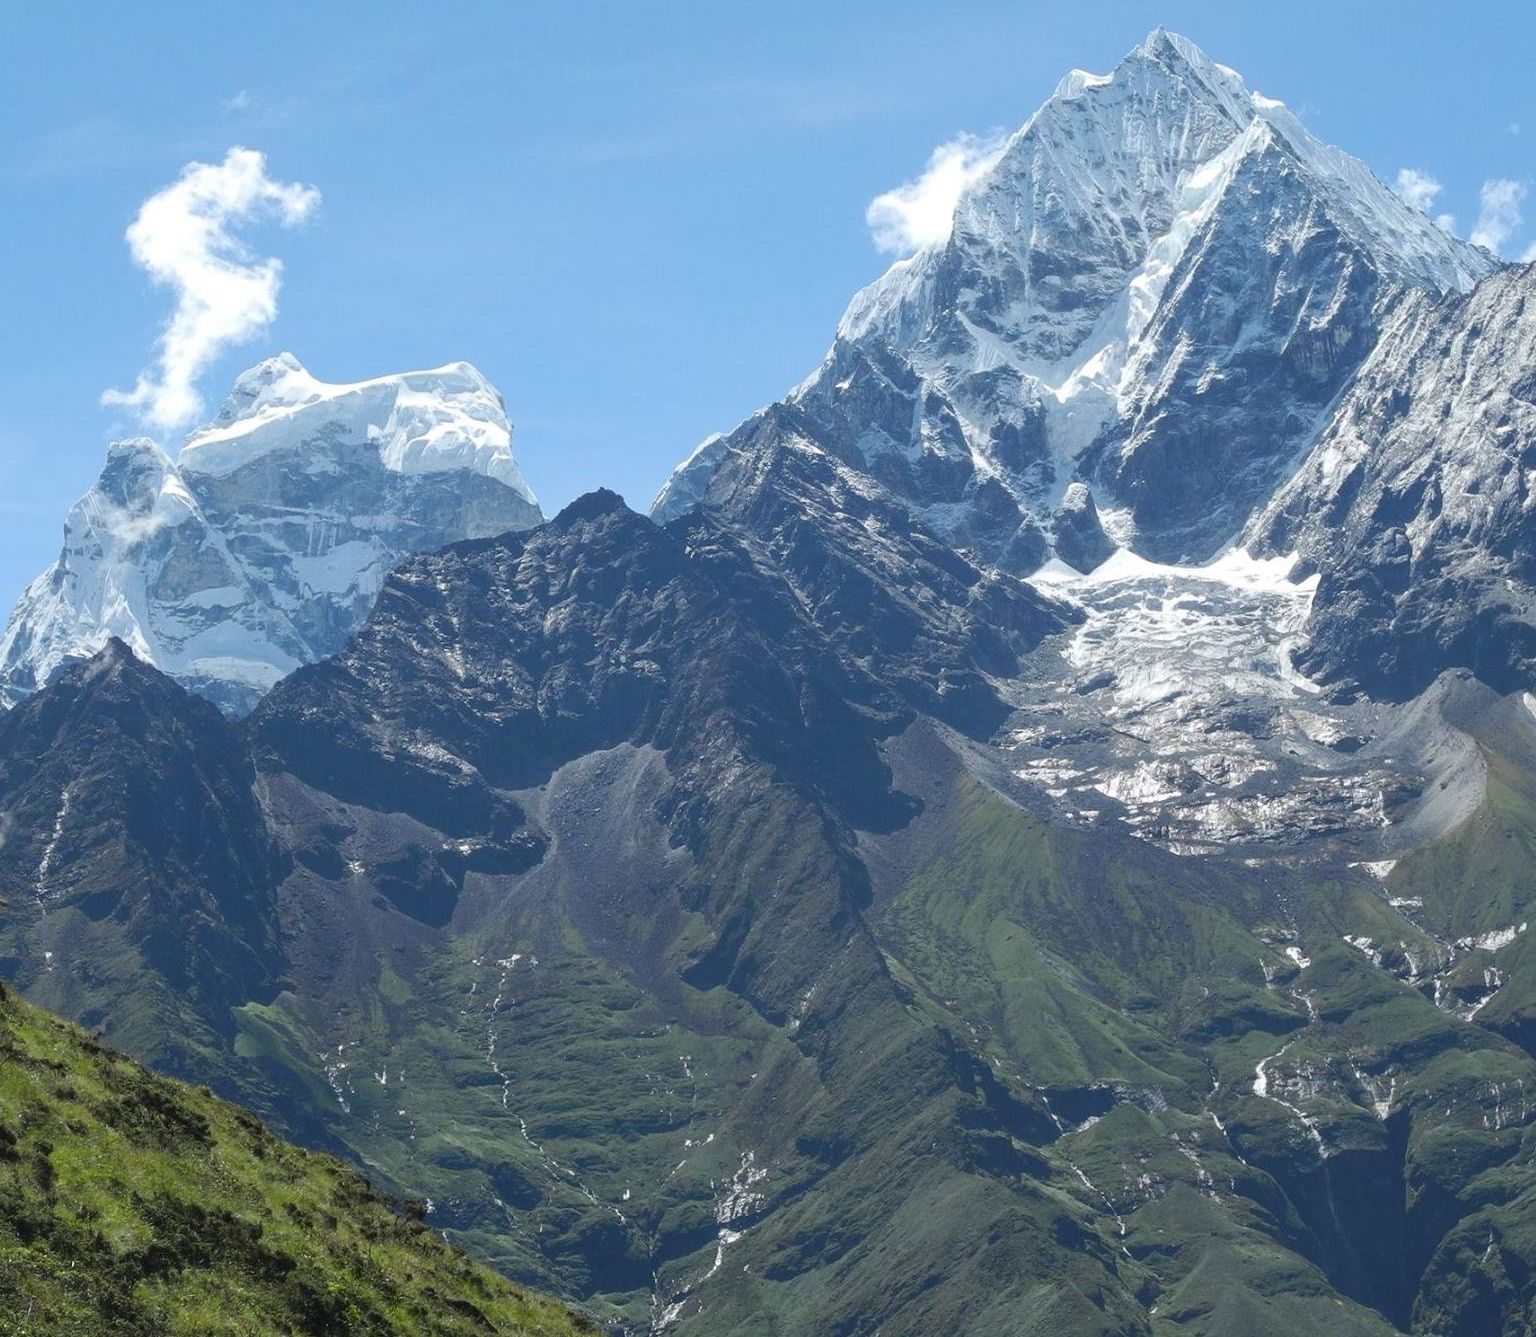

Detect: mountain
[653, 29, 1493, 569]
[655, 418, 1076, 734]
[0, 636, 283, 1084]
[0, 354, 542, 714]
[0, 978, 588, 1335]
[230, 501, 1536, 1335]
[1248, 261, 1536, 699]
[4, 498, 1536, 1332]
[5, 27, 1536, 1337]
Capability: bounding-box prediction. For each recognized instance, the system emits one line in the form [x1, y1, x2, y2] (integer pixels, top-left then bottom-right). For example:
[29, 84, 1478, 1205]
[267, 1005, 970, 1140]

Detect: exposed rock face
[0, 638, 282, 1076]
[666, 410, 1077, 734]
[653, 30, 1491, 569]
[249, 488, 918, 857]
[0, 354, 543, 713]
[1248, 264, 1536, 698]
[1051, 483, 1115, 573]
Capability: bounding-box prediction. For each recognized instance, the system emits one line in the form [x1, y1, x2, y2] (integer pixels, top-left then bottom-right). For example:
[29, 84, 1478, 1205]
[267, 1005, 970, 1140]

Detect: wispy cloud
[1394, 167, 1457, 233]
[3, 116, 167, 183]
[866, 131, 1007, 255]
[1394, 167, 1442, 212]
[102, 148, 319, 431]
[1470, 177, 1529, 255]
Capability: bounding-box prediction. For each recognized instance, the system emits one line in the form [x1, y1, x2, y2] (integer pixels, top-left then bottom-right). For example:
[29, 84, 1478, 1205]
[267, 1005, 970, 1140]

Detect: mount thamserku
[5, 29, 1536, 1337]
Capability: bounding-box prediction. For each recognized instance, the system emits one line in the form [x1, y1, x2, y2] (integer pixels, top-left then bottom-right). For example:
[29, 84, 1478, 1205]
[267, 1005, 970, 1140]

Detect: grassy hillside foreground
[0, 979, 590, 1336]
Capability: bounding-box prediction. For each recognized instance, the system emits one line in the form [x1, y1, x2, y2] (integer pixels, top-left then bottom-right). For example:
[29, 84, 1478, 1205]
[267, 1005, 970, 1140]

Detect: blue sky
[2, 0, 1532, 607]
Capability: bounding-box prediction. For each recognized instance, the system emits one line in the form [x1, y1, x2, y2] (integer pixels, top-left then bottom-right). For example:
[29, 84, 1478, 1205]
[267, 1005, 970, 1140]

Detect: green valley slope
[0, 978, 588, 1336]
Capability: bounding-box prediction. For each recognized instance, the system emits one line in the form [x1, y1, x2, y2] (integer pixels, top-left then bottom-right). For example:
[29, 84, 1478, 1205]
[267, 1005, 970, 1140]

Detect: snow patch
[1456, 923, 1528, 953]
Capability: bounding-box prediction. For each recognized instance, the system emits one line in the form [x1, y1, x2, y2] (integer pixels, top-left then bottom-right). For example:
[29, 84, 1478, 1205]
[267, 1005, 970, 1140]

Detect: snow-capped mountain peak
[0, 355, 544, 712]
[657, 31, 1496, 567]
[844, 30, 1481, 357]
[210, 350, 314, 424]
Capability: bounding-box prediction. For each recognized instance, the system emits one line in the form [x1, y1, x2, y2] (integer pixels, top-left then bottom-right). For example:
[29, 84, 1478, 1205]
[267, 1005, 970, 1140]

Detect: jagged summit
[842, 27, 1488, 368]
[851, 28, 1482, 331]
[0, 355, 544, 713]
[553, 487, 631, 525]
[655, 32, 1494, 566]
[211, 350, 310, 423]
[1044, 28, 1242, 108]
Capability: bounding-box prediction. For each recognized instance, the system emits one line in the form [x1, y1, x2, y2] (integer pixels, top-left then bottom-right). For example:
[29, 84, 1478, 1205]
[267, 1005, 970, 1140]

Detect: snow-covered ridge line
[840, 26, 1487, 352]
[1029, 544, 1316, 596]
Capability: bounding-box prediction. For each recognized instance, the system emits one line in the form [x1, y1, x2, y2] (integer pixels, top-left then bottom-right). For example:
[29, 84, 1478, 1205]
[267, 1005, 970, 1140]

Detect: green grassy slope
[0, 979, 590, 1337]
[864, 725, 1536, 1335]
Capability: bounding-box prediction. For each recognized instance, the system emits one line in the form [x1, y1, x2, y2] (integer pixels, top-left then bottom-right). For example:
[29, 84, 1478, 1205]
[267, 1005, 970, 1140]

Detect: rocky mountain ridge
[1249, 262, 1536, 699]
[5, 492, 1536, 1333]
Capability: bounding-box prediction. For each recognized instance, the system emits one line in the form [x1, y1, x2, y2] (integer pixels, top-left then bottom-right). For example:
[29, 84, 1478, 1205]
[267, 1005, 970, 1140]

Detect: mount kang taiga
[4, 28, 1536, 1337]
[0, 353, 543, 714]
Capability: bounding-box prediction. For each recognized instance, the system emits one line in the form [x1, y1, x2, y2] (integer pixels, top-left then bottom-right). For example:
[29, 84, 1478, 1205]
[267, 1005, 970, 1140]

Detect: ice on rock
[1456, 923, 1528, 954]
[1246, 263, 1536, 699]
[1009, 544, 1422, 851]
[1036, 545, 1321, 709]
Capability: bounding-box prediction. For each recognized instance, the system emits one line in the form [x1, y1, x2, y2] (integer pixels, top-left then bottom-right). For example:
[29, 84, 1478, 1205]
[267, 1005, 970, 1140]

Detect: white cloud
[866, 132, 1007, 255]
[1522, 240, 1536, 264]
[1469, 177, 1528, 255]
[103, 147, 319, 431]
[223, 90, 252, 112]
[1394, 167, 1443, 213]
